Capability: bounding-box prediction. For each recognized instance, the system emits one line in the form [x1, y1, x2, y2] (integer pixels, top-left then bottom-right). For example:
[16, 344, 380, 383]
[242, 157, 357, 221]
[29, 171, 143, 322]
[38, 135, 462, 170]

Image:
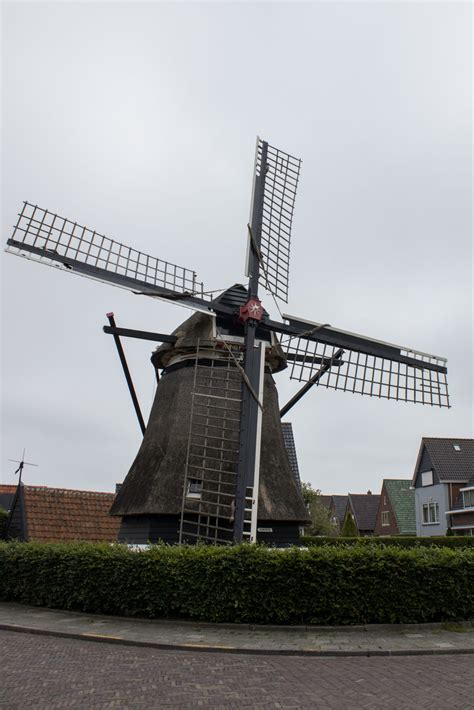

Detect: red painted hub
[238, 298, 264, 323]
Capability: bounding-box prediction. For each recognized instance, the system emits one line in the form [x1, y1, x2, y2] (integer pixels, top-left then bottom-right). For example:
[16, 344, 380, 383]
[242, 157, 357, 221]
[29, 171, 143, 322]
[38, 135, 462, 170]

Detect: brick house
[412, 437, 474, 537]
[374, 480, 416, 536]
[343, 493, 381, 536]
[6, 484, 120, 542]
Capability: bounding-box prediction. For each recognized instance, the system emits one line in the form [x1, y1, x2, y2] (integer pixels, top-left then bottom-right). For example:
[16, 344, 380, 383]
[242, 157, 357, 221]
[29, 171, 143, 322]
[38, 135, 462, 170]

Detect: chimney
[367, 489, 372, 495]
[115, 483, 122, 494]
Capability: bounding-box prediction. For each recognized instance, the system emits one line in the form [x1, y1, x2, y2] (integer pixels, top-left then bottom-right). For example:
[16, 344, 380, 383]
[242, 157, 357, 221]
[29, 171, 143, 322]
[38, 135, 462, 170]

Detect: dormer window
[453, 444, 461, 452]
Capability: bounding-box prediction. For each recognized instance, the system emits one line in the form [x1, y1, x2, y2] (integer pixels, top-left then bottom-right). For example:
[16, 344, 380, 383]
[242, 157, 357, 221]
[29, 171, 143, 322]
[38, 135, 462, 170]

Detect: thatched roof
[111, 304, 309, 523]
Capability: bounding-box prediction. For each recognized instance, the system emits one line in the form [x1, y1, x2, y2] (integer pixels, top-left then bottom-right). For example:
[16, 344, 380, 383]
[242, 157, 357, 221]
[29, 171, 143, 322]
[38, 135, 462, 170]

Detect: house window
[421, 470, 433, 487]
[186, 478, 203, 499]
[383, 495, 387, 505]
[422, 502, 439, 524]
[463, 491, 474, 508]
[381, 511, 390, 526]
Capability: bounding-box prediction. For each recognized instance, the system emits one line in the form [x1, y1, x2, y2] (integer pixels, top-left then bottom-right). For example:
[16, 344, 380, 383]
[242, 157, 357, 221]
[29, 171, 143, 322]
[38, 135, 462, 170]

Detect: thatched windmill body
[6, 138, 450, 545]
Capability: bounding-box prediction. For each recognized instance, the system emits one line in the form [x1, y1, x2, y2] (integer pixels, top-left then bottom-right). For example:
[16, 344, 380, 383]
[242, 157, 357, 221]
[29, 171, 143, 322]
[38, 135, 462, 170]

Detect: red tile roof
[0, 485, 17, 495]
[22, 486, 120, 543]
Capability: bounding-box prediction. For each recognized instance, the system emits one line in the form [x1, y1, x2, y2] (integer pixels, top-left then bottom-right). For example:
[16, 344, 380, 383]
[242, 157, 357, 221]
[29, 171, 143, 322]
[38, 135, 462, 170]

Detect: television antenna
[8, 449, 38, 485]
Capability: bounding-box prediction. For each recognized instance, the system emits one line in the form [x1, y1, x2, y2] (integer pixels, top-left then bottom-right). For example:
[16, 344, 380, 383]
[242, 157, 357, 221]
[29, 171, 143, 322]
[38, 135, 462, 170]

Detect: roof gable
[414, 438, 474, 484]
[384, 479, 416, 535]
[22, 486, 120, 543]
[331, 495, 349, 522]
[349, 494, 381, 532]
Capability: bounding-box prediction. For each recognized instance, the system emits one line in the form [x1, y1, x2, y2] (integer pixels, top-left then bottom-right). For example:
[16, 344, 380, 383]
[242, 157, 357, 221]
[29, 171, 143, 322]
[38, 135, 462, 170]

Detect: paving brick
[1, 630, 474, 709]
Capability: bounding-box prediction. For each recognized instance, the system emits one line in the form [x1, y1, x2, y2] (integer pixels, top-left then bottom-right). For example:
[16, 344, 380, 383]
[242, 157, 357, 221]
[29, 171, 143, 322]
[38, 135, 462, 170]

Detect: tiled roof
[331, 495, 349, 523]
[420, 438, 474, 483]
[281, 422, 301, 490]
[384, 479, 416, 535]
[349, 494, 381, 532]
[318, 495, 333, 510]
[22, 486, 120, 543]
[0, 485, 17, 494]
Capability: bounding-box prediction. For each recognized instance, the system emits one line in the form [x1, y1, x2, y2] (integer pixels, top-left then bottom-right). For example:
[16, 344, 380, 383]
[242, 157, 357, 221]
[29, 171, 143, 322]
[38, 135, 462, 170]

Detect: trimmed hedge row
[302, 536, 474, 548]
[0, 542, 473, 625]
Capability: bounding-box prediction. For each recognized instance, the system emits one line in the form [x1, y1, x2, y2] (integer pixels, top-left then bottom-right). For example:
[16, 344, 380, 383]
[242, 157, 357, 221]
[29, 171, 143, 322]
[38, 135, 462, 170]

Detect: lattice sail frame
[6, 202, 205, 298]
[252, 138, 302, 303]
[284, 333, 449, 408]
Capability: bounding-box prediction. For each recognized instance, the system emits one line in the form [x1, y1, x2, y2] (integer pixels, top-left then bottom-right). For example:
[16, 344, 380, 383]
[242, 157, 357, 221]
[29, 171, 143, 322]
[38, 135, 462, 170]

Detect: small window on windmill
[453, 444, 461, 452]
[187, 478, 203, 499]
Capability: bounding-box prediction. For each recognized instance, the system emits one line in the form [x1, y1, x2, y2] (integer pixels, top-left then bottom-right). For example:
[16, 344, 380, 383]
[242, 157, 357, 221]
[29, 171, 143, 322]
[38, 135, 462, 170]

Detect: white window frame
[422, 502, 439, 524]
[381, 511, 390, 527]
[463, 490, 474, 508]
[186, 478, 203, 499]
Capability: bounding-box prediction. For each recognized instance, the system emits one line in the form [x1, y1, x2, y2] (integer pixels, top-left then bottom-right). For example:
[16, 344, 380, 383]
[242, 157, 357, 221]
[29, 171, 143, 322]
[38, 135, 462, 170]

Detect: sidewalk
[0, 602, 473, 657]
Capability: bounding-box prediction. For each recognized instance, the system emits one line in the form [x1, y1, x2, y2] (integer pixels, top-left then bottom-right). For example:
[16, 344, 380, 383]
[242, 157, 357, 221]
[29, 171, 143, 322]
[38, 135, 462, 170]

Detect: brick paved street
[1, 630, 473, 709]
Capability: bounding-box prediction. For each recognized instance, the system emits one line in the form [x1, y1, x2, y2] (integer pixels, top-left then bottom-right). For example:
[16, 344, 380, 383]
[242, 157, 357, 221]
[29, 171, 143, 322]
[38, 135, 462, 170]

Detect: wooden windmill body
[5, 137, 450, 545]
[111, 294, 310, 544]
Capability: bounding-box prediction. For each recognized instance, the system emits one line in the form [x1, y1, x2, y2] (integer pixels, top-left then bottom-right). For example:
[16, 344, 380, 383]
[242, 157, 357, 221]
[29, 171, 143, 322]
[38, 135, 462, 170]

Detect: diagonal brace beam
[280, 348, 345, 418]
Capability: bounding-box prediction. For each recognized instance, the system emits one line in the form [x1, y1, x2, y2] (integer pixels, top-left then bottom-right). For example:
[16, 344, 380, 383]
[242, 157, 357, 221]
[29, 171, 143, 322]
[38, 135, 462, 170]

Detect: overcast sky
[1, 1, 472, 497]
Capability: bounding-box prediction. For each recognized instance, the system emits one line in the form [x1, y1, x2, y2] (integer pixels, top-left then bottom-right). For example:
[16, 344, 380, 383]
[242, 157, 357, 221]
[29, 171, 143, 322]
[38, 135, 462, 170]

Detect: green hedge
[302, 536, 474, 548]
[0, 509, 8, 540]
[0, 542, 473, 625]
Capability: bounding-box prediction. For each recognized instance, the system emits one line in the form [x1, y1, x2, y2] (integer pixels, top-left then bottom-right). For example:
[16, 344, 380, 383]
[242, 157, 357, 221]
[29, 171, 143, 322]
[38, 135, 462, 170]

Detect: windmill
[5, 137, 450, 546]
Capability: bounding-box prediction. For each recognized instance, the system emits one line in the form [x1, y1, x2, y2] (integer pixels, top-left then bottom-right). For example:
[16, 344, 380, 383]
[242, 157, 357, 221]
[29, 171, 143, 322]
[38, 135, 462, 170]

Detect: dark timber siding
[415, 448, 438, 486]
[6, 489, 26, 541]
[118, 515, 301, 546]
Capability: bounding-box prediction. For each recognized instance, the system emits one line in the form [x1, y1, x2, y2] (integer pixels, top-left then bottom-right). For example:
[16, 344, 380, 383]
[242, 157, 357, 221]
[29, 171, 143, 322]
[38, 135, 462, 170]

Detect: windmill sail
[281, 315, 449, 407]
[6, 202, 207, 306]
[247, 138, 302, 303]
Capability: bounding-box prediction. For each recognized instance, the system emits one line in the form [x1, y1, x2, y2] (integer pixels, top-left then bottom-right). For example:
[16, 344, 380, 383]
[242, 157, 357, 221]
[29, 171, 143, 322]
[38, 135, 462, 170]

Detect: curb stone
[1, 622, 474, 658]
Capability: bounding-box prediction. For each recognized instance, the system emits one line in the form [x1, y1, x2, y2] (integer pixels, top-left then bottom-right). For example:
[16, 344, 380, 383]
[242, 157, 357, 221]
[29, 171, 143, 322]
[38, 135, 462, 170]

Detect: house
[343, 492, 381, 536]
[374, 480, 416, 536]
[446, 472, 474, 535]
[328, 495, 349, 534]
[6, 484, 120, 543]
[0, 484, 17, 512]
[412, 437, 474, 537]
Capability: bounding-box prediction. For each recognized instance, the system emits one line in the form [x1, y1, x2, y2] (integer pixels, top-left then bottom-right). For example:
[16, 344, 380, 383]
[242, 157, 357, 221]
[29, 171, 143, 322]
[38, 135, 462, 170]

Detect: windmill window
[422, 502, 439, 524]
[381, 511, 390, 526]
[453, 444, 461, 452]
[187, 479, 203, 499]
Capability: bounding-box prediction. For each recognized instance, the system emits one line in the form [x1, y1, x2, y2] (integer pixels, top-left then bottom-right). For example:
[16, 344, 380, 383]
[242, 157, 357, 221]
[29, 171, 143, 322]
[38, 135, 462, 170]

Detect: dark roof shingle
[331, 495, 349, 523]
[349, 493, 381, 532]
[418, 438, 474, 483]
